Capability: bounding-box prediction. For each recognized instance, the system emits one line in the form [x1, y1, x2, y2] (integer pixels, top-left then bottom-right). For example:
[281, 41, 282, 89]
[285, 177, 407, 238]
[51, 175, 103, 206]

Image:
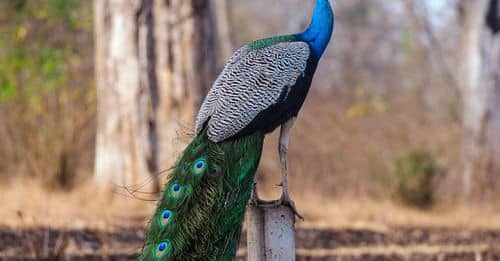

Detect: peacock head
[299, 0, 334, 57]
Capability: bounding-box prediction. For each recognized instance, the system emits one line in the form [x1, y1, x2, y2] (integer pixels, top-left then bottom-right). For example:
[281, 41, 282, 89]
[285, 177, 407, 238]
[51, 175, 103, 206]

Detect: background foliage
[0, 0, 94, 188]
[0, 0, 481, 208]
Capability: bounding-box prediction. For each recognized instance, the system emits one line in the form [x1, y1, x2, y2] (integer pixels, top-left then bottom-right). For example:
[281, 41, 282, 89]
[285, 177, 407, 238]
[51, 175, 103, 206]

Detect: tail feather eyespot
[167, 182, 192, 201]
[154, 241, 171, 259]
[209, 164, 220, 175]
[159, 210, 173, 227]
[172, 183, 181, 196]
[192, 158, 207, 176]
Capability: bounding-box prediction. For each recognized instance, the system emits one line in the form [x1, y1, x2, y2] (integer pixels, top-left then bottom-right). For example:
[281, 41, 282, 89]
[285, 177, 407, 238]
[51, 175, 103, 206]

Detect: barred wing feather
[195, 41, 310, 142]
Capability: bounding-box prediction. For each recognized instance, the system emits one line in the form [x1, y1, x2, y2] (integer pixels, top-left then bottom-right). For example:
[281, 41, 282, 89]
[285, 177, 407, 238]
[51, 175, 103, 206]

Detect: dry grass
[294, 195, 500, 230]
[0, 178, 154, 230]
[3, 178, 500, 259]
[2, 178, 500, 231]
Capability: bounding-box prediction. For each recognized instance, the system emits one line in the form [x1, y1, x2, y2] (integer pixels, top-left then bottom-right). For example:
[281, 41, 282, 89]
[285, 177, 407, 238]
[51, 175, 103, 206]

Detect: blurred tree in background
[459, 0, 500, 200]
[213, 0, 235, 61]
[0, 0, 94, 188]
[0, 0, 499, 206]
[93, 0, 217, 192]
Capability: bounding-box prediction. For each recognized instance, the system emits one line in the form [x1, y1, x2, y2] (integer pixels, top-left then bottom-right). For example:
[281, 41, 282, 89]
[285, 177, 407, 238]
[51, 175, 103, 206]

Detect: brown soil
[1, 226, 500, 260]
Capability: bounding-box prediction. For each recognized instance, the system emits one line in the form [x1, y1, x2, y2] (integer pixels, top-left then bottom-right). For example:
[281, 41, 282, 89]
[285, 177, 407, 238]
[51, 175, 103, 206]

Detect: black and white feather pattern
[195, 42, 310, 142]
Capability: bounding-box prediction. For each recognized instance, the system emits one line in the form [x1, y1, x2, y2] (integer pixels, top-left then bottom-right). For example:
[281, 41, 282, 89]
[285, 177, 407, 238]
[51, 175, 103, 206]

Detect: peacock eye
[171, 183, 182, 197]
[168, 182, 189, 200]
[155, 241, 170, 258]
[209, 165, 220, 175]
[196, 161, 203, 168]
[192, 159, 207, 176]
[162, 210, 171, 219]
[159, 210, 172, 226]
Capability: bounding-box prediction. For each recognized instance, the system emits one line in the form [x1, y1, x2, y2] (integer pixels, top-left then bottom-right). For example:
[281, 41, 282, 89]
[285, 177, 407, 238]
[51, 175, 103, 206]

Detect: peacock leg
[277, 118, 303, 220]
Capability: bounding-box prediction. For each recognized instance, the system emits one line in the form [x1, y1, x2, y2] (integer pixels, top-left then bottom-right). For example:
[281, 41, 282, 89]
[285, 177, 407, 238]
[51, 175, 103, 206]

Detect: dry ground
[2, 226, 500, 260]
[1, 180, 500, 260]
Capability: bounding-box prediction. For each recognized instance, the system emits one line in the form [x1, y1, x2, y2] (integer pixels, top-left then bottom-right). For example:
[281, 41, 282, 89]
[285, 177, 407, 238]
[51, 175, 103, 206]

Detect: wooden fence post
[247, 202, 296, 261]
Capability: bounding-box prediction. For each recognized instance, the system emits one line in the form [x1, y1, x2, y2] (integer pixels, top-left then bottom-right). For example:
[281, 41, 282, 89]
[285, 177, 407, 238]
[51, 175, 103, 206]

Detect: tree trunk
[214, 0, 235, 61]
[153, 0, 217, 171]
[93, 0, 217, 191]
[460, 0, 500, 198]
[93, 0, 153, 190]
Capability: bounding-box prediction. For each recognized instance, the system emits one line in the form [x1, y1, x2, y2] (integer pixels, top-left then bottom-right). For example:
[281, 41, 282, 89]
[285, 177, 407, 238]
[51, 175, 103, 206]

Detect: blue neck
[297, 0, 334, 58]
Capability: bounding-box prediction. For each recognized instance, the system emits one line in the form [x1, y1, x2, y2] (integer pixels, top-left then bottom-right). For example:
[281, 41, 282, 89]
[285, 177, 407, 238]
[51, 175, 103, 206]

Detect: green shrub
[0, 0, 94, 188]
[391, 150, 445, 209]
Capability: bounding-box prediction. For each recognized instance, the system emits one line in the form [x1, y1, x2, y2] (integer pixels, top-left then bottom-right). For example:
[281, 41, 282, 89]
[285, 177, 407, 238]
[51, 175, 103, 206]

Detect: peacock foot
[252, 194, 304, 220]
[250, 184, 304, 220]
[250, 189, 275, 207]
[277, 193, 304, 221]
[250, 196, 273, 207]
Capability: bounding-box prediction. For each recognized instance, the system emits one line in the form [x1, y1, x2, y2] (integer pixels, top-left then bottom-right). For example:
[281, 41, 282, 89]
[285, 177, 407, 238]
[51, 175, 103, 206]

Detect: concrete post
[247, 203, 296, 261]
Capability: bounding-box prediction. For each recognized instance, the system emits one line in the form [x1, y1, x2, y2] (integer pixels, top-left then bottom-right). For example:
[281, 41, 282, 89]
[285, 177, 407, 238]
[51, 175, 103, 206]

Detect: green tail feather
[139, 129, 264, 260]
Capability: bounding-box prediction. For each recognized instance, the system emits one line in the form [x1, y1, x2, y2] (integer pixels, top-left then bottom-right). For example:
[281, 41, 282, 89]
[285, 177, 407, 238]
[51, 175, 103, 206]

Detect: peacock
[139, 0, 334, 260]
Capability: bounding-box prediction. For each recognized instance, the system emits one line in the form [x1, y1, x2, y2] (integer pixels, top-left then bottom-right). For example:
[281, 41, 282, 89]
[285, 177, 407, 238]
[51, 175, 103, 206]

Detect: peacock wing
[195, 41, 310, 143]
